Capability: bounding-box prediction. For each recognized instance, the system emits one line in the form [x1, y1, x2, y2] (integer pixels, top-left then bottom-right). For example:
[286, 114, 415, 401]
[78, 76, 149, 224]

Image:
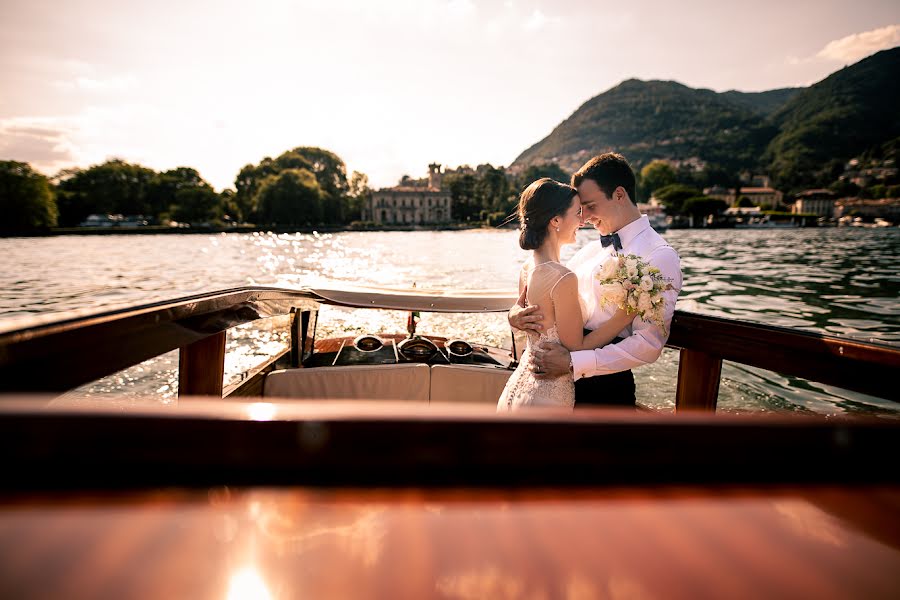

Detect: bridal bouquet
[595, 254, 675, 334]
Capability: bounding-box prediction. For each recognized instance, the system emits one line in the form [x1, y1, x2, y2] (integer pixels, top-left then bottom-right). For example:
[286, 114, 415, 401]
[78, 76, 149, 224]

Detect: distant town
[1, 145, 898, 236]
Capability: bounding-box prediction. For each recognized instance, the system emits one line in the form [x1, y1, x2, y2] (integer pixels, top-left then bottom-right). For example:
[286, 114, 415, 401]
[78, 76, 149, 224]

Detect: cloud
[75, 75, 138, 91]
[524, 9, 554, 31]
[52, 74, 139, 92]
[524, 9, 547, 31]
[816, 24, 900, 63]
[0, 119, 76, 171]
[445, 0, 476, 18]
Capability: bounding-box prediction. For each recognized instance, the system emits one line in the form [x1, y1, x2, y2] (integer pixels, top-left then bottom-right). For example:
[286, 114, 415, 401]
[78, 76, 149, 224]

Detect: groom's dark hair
[572, 153, 636, 205]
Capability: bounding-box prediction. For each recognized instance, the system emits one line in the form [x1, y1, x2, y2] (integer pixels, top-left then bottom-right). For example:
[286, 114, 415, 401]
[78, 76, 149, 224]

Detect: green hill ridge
[512, 47, 900, 190]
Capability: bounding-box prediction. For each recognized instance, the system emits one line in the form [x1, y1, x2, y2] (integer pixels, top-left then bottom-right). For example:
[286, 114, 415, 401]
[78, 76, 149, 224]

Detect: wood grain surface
[0, 485, 897, 599]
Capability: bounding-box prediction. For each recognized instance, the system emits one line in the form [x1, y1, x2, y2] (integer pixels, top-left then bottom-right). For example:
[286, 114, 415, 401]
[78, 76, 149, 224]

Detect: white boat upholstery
[429, 365, 512, 404]
[263, 364, 430, 402]
[262, 364, 512, 404]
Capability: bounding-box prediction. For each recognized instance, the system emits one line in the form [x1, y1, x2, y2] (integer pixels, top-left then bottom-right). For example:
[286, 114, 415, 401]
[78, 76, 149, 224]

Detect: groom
[509, 152, 682, 407]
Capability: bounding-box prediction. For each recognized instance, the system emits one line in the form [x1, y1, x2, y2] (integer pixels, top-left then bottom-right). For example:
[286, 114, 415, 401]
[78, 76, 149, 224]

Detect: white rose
[612, 286, 627, 306]
[638, 292, 653, 313]
[640, 275, 654, 291]
[626, 265, 638, 279]
[625, 258, 638, 271]
[597, 284, 613, 303]
[599, 284, 626, 307]
[597, 257, 618, 280]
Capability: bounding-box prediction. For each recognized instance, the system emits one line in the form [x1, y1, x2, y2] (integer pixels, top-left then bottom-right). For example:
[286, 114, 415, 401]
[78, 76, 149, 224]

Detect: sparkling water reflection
[2, 227, 898, 414]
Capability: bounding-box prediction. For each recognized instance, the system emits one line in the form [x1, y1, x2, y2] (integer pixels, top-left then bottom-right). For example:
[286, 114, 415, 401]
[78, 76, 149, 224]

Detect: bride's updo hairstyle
[518, 178, 577, 250]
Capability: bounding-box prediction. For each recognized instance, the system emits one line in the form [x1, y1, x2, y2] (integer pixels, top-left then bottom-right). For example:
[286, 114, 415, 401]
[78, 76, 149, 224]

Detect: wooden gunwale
[668, 312, 900, 407]
[0, 286, 898, 409]
[0, 402, 897, 488]
[0, 401, 896, 597]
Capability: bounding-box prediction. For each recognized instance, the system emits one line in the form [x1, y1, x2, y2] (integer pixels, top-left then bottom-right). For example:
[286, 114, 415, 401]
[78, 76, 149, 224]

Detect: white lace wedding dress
[497, 262, 576, 411]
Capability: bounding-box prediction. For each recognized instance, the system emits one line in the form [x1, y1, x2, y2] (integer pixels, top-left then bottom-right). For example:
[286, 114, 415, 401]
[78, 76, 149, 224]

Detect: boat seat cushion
[429, 364, 512, 404]
[263, 364, 430, 402]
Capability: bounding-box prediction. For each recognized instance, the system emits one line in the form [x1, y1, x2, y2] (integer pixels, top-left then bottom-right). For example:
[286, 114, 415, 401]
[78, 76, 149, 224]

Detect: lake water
[1, 227, 898, 415]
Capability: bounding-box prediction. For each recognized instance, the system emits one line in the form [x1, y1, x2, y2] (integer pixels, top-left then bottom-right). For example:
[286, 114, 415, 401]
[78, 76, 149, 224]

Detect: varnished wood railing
[1, 287, 898, 410]
[0, 287, 317, 396]
[667, 312, 900, 409]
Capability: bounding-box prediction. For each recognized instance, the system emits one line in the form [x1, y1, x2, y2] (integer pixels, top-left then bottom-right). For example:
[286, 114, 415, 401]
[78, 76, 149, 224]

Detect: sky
[1, 0, 898, 191]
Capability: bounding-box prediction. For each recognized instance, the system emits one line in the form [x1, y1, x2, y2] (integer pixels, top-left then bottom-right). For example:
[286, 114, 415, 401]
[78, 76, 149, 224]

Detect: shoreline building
[737, 187, 784, 208]
[363, 164, 452, 225]
[703, 186, 736, 206]
[834, 197, 900, 222]
[703, 186, 785, 208]
[792, 189, 837, 217]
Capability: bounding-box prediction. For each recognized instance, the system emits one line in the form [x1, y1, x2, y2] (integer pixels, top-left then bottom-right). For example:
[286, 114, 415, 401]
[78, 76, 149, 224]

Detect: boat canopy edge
[307, 285, 517, 313]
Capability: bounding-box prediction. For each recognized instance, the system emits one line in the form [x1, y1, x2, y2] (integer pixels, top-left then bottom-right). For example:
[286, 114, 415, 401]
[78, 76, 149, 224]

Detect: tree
[444, 172, 478, 221]
[254, 169, 324, 226]
[290, 147, 349, 223]
[147, 167, 210, 219]
[235, 160, 276, 221]
[475, 165, 514, 214]
[639, 160, 677, 200]
[690, 163, 738, 190]
[55, 159, 156, 225]
[736, 196, 755, 207]
[0, 161, 58, 232]
[829, 179, 860, 198]
[519, 163, 570, 187]
[171, 184, 222, 225]
[653, 183, 701, 214]
[218, 188, 240, 223]
[683, 196, 727, 221]
[234, 146, 351, 224]
[347, 171, 371, 222]
[866, 184, 888, 199]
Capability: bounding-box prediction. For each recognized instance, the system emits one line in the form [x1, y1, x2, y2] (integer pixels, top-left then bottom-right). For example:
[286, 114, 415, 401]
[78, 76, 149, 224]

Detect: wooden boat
[3, 284, 897, 407]
[1, 285, 899, 598]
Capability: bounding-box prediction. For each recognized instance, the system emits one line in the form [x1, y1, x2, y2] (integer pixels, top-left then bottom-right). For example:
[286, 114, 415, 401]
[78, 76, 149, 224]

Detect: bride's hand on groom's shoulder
[509, 303, 543, 332]
[531, 342, 570, 379]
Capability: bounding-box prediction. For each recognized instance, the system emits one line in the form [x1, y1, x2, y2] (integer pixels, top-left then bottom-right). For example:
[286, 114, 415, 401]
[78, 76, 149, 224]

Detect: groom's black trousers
[574, 332, 636, 408]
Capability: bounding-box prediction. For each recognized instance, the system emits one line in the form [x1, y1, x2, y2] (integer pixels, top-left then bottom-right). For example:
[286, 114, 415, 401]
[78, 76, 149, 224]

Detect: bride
[498, 178, 631, 411]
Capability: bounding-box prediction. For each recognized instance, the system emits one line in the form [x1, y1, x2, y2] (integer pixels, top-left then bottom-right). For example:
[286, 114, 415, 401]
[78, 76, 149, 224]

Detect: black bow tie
[600, 233, 622, 251]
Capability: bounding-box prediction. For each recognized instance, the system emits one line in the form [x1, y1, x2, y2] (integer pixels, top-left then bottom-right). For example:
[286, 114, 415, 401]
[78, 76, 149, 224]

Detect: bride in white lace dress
[498, 179, 631, 411]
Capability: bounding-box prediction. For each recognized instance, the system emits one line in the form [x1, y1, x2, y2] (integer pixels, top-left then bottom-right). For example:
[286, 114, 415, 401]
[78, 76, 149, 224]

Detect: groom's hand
[508, 303, 543, 332]
[531, 342, 570, 379]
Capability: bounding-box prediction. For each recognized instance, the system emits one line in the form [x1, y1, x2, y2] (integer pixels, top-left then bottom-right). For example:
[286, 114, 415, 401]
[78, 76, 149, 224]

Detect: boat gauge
[353, 334, 385, 352]
[446, 339, 473, 358]
[397, 337, 438, 362]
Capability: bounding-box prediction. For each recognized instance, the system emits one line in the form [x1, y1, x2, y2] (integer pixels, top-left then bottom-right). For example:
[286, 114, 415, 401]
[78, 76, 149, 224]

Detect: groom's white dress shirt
[566, 215, 682, 380]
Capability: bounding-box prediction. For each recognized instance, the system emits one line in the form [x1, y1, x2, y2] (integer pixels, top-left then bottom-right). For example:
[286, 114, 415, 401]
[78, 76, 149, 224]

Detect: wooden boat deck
[0, 400, 897, 599]
[1, 484, 897, 599]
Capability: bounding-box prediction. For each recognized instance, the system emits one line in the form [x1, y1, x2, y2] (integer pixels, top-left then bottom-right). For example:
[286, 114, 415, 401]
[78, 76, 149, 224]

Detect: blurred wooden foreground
[0, 485, 897, 599]
[0, 400, 898, 598]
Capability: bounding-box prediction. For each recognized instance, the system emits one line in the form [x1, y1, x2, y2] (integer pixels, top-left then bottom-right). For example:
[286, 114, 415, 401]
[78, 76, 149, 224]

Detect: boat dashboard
[306, 334, 512, 368]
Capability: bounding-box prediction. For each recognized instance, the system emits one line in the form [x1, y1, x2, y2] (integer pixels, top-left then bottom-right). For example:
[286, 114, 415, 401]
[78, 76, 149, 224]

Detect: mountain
[512, 47, 900, 190]
[764, 47, 900, 188]
[719, 88, 801, 116]
[512, 79, 780, 174]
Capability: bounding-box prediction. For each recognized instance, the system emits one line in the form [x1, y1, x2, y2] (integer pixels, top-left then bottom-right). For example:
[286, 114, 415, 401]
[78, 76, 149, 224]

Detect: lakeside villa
[703, 185, 784, 207]
[791, 189, 837, 217]
[362, 164, 453, 225]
